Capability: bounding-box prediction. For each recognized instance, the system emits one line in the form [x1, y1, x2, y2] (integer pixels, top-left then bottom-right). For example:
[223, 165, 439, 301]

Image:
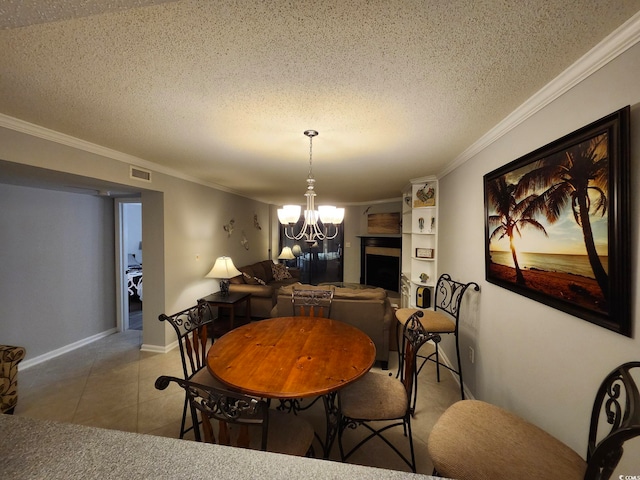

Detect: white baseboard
[140, 340, 177, 354]
[433, 346, 476, 400]
[20, 328, 118, 370]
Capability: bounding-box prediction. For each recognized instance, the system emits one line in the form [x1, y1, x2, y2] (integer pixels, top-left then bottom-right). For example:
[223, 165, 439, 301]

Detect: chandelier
[278, 130, 344, 244]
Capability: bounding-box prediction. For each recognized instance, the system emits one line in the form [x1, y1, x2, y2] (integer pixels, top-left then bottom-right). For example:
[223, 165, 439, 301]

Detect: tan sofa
[271, 284, 393, 369]
[228, 260, 300, 318]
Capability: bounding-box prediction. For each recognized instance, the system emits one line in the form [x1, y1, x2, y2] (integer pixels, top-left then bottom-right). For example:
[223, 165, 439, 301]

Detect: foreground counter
[1, 415, 446, 479]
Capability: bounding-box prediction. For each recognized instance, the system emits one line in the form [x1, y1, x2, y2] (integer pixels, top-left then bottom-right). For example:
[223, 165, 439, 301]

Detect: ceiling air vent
[130, 166, 152, 183]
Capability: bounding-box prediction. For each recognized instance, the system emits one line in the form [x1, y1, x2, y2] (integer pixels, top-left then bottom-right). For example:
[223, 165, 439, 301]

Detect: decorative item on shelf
[277, 130, 345, 244]
[416, 286, 431, 308]
[206, 256, 242, 296]
[430, 217, 436, 233]
[419, 273, 429, 283]
[416, 247, 434, 259]
[418, 217, 424, 232]
[404, 195, 411, 207]
[223, 219, 235, 237]
[414, 184, 436, 207]
[368, 212, 401, 234]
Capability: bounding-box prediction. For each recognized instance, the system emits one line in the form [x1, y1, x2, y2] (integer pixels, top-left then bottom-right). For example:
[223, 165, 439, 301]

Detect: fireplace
[360, 237, 402, 292]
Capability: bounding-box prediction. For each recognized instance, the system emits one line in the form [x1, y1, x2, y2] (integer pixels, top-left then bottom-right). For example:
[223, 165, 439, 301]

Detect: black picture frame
[483, 106, 631, 336]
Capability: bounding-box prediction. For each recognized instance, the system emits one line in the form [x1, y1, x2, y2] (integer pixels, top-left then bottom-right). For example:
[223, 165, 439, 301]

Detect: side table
[199, 291, 251, 337]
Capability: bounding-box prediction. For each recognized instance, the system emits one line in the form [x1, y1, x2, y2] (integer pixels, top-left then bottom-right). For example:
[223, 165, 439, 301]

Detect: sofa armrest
[229, 283, 275, 298]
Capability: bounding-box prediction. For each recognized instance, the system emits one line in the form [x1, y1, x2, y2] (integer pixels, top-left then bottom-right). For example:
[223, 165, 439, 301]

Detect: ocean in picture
[489, 251, 609, 279]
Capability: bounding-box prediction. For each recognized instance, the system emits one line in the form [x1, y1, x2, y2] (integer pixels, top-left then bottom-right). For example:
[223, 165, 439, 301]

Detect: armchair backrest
[433, 274, 480, 331]
[585, 361, 640, 480]
[158, 302, 215, 380]
[155, 375, 269, 449]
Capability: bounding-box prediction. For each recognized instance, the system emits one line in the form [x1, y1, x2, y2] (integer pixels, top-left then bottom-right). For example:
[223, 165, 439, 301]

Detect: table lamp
[206, 256, 241, 296]
[277, 246, 295, 264]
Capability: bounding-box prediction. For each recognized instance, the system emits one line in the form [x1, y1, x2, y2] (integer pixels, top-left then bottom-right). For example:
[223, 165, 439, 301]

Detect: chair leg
[454, 333, 465, 400]
[179, 395, 188, 439]
[434, 342, 441, 382]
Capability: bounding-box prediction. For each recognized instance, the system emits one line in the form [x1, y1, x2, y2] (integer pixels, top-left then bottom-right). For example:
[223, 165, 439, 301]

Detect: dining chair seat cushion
[395, 308, 455, 333]
[249, 409, 315, 456]
[190, 368, 225, 388]
[340, 372, 407, 420]
[428, 400, 587, 480]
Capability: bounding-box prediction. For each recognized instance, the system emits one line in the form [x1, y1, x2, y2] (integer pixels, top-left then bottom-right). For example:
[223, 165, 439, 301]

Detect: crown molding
[0, 113, 244, 198]
[438, 11, 640, 179]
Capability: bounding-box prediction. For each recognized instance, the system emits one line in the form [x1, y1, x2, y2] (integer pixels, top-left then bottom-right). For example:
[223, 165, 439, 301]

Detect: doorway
[116, 199, 143, 331]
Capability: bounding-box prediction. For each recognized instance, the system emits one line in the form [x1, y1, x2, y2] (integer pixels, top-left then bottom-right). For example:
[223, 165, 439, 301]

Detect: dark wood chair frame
[155, 375, 267, 448]
[158, 300, 215, 440]
[338, 310, 433, 473]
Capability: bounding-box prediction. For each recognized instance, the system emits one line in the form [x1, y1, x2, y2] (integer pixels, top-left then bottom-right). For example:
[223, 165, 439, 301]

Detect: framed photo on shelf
[415, 247, 434, 259]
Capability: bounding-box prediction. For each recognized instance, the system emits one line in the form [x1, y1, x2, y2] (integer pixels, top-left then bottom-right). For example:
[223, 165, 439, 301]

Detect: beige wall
[0, 126, 271, 355]
[437, 41, 640, 465]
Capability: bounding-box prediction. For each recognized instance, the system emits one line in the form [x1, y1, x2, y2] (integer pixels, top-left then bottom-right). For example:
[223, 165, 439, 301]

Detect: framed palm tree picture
[484, 106, 631, 336]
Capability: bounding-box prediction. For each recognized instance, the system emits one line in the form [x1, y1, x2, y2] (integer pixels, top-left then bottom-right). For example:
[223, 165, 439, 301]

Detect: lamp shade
[277, 205, 301, 224]
[277, 246, 295, 260]
[291, 245, 303, 257]
[206, 256, 241, 279]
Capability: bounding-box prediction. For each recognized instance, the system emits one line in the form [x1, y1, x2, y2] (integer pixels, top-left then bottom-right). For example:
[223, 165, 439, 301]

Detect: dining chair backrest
[433, 273, 480, 333]
[155, 375, 268, 449]
[158, 301, 215, 381]
[291, 286, 335, 318]
[586, 361, 640, 479]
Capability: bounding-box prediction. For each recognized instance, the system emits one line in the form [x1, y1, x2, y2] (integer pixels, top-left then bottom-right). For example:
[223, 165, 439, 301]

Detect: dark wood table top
[207, 316, 376, 399]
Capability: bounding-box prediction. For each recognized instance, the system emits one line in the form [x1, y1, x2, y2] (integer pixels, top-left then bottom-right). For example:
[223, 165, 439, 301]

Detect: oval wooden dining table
[206, 316, 376, 457]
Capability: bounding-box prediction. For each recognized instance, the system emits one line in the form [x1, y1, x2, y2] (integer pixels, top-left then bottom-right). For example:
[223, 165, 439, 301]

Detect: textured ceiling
[0, 1, 639, 205]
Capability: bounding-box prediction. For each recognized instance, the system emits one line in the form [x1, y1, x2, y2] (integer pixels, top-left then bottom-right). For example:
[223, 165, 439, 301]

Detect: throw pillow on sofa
[272, 263, 292, 281]
[242, 272, 259, 285]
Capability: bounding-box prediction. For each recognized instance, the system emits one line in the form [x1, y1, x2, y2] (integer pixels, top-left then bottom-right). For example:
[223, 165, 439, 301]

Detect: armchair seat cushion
[428, 400, 586, 480]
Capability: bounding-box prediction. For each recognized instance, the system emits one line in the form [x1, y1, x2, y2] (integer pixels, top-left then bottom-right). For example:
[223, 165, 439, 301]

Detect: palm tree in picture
[516, 134, 609, 299]
[487, 176, 548, 285]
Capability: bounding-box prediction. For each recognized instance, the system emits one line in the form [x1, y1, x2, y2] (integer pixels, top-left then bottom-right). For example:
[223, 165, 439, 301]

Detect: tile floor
[15, 330, 461, 475]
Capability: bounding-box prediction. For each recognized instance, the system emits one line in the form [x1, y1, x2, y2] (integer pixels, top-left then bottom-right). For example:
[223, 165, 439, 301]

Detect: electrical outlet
[468, 346, 475, 364]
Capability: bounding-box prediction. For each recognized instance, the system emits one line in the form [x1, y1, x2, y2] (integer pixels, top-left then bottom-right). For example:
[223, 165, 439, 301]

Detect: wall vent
[130, 166, 152, 182]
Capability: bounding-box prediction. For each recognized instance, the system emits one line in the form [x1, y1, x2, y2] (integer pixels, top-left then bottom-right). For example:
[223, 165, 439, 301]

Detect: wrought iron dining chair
[337, 310, 431, 473]
[291, 285, 335, 318]
[396, 273, 480, 406]
[158, 301, 221, 439]
[155, 375, 315, 456]
[428, 361, 640, 480]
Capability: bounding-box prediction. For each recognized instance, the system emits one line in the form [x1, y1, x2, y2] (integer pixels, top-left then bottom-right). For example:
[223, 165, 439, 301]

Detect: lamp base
[219, 279, 230, 296]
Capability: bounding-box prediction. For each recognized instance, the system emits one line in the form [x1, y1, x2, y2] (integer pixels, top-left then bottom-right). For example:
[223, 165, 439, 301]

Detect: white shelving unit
[401, 176, 438, 310]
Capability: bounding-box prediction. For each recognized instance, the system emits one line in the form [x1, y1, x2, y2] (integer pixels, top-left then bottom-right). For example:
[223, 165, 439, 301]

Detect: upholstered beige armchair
[1, 345, 26, 414]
